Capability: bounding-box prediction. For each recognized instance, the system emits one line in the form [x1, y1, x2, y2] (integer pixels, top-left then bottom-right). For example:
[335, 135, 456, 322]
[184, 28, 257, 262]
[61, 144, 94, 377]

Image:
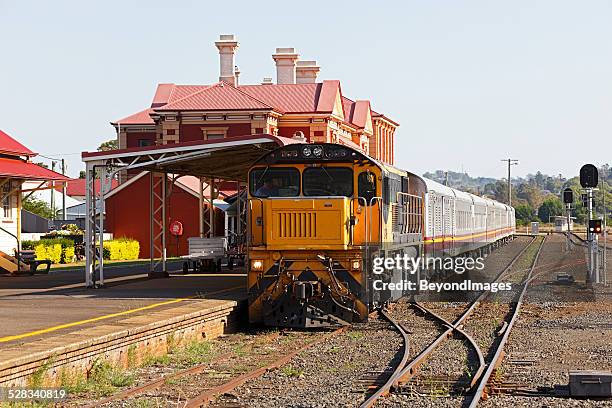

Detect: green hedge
[30, 238, 75, 264]
[103, 238, 140, 261]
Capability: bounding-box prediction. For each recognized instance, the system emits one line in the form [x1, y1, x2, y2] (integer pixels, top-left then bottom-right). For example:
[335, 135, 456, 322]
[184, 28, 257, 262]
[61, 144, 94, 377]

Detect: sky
[1, 0, 611, 180]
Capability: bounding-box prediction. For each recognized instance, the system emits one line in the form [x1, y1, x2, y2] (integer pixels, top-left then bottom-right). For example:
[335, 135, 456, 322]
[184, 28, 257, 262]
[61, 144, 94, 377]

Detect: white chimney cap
[275, 47, 297, 54]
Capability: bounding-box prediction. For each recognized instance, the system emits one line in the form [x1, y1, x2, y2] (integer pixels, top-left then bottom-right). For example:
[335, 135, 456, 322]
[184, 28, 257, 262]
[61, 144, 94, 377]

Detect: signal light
[562, 188, 573, 204]
[588, 219, 602, 234]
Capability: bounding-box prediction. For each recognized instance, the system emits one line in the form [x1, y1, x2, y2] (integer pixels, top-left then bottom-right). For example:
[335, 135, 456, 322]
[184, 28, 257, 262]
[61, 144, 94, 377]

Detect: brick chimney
[296, 60, 320, 84]
[215, 34, 239, 86]
[272, 48, 299, 84]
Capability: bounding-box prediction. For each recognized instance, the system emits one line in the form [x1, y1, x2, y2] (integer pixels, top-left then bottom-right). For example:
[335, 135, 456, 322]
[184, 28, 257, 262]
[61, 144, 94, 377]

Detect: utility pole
[501, 159, 519, 206]
[50, 161, 56, 220]
[61, 159, 66, 220]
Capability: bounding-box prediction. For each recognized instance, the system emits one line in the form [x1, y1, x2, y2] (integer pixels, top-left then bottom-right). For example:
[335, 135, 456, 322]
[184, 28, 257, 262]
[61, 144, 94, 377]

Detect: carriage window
[303, 167, 353, 197]
[358, 171, 377, 205]
[250, 167, 300, 197]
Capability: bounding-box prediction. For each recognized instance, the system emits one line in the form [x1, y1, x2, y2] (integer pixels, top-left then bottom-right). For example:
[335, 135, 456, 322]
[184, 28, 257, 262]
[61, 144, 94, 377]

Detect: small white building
[553, 216, 574, 232]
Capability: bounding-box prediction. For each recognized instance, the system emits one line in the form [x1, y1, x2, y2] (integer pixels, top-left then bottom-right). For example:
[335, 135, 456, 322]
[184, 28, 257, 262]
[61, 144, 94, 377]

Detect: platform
[0, 262, 247, 387]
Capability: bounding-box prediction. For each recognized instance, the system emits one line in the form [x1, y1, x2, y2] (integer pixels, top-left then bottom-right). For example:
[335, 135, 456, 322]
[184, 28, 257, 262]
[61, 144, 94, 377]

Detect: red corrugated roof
[56, 178, 119, 196]
[352, 100, 371, 129]
[0, 130, 36, 157]
[113, 108, 155, 125]
[0, 158, 70, 181]
[175, 176, 236, 199]
[151, 83, 175, 107]
[156, 82, 273, 111]
[115, 80, 398, 128]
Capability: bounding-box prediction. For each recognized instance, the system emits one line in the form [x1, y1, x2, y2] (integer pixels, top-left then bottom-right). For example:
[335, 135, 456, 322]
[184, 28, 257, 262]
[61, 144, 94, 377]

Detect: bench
[181, 237, 226, 273]
[20, 250, 52, 274]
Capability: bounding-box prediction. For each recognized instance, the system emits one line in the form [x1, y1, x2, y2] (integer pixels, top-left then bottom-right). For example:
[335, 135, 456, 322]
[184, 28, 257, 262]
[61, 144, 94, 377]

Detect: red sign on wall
[170, 220, 184, 236]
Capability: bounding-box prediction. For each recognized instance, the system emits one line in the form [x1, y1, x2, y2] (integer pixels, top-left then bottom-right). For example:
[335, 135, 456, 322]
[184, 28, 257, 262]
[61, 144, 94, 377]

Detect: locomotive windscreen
[249, 167, 300, 197]
[302, 167, 353, 197]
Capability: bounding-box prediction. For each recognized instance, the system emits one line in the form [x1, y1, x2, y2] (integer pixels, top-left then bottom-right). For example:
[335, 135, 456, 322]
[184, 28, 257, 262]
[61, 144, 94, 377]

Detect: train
[246, 143, 515, 328]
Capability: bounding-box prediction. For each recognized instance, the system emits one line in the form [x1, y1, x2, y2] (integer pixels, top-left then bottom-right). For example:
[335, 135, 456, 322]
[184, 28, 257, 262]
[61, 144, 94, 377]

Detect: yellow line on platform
[0, 285, 243, 343]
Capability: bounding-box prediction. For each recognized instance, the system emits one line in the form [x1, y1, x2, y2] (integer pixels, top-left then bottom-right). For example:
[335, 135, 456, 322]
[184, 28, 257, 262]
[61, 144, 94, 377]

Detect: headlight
[351, 260, 361, 270]
[302, 146, 312, 157]
[251, 259, 264, 271]
[312, 146, 323, 157]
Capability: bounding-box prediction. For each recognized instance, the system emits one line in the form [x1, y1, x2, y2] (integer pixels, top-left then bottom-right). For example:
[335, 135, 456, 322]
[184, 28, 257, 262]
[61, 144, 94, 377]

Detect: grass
[281, 365, 304, 378]
[29, 356, 55, 388]
[49, 257, 181, 271]
[57, 358, 136, 398]
[145, 340, 215, 368]
[346, 331, 364, 340]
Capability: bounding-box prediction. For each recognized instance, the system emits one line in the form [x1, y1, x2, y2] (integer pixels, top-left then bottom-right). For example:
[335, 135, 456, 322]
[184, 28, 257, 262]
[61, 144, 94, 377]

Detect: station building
[112, 35, 398, 167]
[0, 130, 68, 270]
[103, 35, 399, 257]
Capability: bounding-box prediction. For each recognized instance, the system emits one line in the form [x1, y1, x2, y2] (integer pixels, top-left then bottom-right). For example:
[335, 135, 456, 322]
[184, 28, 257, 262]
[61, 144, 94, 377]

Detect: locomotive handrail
[368, 196, 383, 245]
[350, 197, 368, 248]
[395, 191, 423, 234]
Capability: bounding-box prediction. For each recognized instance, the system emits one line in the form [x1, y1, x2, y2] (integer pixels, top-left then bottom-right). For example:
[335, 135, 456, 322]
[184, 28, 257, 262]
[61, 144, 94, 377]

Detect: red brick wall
[180, 123, 253, 142]
[126, 132, 156, 148]
[278, 126, 311, 141]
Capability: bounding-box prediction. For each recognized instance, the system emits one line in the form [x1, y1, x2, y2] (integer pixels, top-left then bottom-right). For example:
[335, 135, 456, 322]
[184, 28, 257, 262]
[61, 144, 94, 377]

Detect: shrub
[35, 243, 62, 264]
[33, 238, 76, 264]
[102, 238, 139, 261]
[21, 240, 36, 250]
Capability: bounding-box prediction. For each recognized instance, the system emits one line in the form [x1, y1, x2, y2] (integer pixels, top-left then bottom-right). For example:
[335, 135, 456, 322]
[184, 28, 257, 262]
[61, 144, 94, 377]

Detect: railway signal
[589, 219, 602, 234]
[580, 164, 598, 188]
[562, 188, 574, 251]
[562, 188, 574, 204]
[580, 164, 600, 283]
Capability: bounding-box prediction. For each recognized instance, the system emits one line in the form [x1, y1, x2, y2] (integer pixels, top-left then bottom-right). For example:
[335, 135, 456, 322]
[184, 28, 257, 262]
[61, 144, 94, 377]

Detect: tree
[79, 170, 86, 179]
[22, 196, 53, 219]
[538, 197, 563, 223]
[97, 139, 118, 151]
[515, 204, 536, 226]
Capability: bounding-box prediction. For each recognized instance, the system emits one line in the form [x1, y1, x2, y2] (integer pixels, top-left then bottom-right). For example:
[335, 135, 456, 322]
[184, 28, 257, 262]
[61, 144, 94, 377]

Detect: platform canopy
[81, 134, 299, 288]
[82, 134, 298, 181]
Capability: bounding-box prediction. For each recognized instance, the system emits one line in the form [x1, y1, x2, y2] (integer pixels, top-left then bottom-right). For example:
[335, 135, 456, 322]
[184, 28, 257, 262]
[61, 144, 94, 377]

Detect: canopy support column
[149, 171, 168, 278]
[84, 162, 103, 288]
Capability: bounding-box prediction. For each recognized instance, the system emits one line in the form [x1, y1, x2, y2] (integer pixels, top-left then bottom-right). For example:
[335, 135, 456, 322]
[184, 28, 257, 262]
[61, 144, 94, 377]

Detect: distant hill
[422, 170, 495, 194]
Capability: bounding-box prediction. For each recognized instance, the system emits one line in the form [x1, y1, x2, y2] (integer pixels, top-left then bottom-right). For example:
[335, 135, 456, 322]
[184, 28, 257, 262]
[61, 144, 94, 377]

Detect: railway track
[83, 329, 344, 408]
[361, 235, 545, 408]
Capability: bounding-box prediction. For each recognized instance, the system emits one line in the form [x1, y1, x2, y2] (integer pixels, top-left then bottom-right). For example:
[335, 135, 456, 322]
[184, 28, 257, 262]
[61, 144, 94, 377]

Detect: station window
[138, 139, 153, 147]
[250, 167, 300, 198]
[303, 167, 353, 197]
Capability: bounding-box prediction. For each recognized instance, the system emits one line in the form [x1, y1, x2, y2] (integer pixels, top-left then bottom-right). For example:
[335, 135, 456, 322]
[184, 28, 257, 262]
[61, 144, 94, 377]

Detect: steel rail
[87, 352, 235, 407]
[392, 236, 537, 389]
[467, 235, 545, 407]
[411, 302, 485, 388]
[359, 236, 537, 406]
[359, 309, 411, 408]
[183, 328, 344, 407]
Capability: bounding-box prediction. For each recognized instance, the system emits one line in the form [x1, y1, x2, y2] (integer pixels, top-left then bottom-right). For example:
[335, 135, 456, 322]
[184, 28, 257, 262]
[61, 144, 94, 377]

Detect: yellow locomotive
[247, 143, 514, 328]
